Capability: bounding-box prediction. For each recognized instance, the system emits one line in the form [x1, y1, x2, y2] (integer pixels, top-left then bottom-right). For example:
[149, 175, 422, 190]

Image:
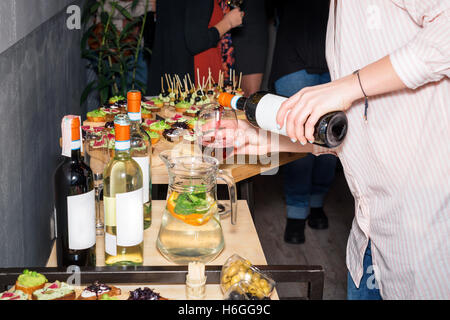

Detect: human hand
[276, 73, 361, 145]
[233, 120, 275, 156]
[149, 0, 156, 12]
[223, 8, 244, 29]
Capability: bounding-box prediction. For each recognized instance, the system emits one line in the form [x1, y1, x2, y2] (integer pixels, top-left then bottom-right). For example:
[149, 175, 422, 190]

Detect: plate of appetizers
[0, 270, 169, 300]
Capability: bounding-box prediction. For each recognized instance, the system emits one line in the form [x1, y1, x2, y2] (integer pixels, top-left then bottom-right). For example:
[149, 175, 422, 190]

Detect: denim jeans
[347, 241, 382, 300]
[274, 70, 337, 219]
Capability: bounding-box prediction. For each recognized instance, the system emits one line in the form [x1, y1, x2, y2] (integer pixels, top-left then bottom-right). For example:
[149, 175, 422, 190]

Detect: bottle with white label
[218, 92, 348, 148]
[127, 90, 152, 229]
[54, 116, 96, 267]
[104, 114, 144, 266]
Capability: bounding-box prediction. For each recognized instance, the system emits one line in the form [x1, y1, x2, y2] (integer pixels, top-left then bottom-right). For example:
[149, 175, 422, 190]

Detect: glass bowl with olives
[220, 254, 276, 300]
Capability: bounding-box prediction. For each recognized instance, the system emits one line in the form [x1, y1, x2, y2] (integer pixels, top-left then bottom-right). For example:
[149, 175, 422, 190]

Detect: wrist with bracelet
[353, 69, 369, 122]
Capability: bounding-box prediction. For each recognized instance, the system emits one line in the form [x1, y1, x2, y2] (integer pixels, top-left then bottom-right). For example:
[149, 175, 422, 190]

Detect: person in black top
[147, 0, 243, 95]
[269, 0, 337, 244]
[232, 0, 268, 96]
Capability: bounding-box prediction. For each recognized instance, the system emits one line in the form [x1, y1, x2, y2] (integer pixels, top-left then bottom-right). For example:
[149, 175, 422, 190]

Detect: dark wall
[0, 1, 87, 267]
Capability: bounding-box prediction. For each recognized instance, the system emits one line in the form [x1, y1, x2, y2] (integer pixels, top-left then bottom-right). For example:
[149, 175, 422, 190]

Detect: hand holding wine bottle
[276, 74, 358, 145]
[218, 92, 348, 149]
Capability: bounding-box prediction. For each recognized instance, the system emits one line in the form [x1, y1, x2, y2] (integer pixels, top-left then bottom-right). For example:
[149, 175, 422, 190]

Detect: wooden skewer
[197, 68, 201, 90]
[165, 74, 171, 91]
[238, 72, 242, 90]
[175, 75, 181, 91]
[187, 73, 193, 91]
[169, 75, 174, 92]
[161, 76, 165, 93]
[233, 70, 236, 90]
[208, 68, 212, 89]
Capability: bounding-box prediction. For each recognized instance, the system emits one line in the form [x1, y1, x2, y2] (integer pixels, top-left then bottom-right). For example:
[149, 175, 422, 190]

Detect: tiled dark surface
[0, 0, 86, 267]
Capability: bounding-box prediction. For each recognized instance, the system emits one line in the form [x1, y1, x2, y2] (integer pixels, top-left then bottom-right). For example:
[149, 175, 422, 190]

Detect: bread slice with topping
[78, 281, 121, 300]
[32, 281, 76, 300]
[15, 270, 48, 296]
[0, 290, 28, 300]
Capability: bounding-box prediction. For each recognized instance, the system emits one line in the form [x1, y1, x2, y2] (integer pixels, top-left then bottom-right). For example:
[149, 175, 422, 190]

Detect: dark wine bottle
[218, 92, 348, 148]
[54, 116, 96, 267]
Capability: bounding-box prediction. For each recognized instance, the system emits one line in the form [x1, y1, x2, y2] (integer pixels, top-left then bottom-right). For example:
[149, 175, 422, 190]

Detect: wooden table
[83, 107, 305, 215]
[82, 108, 305, 185]
[47, 200, 267, 267]
[46, 200, 277, 299]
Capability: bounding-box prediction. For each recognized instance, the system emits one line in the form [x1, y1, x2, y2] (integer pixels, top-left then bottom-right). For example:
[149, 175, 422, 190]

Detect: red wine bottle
[218, 92, 348, 148]
[54, 116, 96, 267]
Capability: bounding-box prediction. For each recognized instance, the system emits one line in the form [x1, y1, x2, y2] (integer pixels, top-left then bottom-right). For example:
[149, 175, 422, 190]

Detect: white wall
[0, 0, 74, 54]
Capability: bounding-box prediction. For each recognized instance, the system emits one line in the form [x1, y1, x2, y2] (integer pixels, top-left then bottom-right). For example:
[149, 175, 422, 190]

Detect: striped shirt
[316, 0, 450, 299]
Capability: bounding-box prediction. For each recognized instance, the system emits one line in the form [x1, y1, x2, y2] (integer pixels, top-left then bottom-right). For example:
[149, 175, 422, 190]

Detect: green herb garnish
[174, 190, 209, 215]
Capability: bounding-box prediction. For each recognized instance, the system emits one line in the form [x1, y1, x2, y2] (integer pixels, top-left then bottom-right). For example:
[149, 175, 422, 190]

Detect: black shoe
[284, 218, 306, 244]
[307, 207, 329, 230]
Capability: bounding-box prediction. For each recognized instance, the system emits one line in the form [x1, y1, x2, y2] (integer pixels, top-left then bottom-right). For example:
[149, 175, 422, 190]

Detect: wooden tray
[0, 265, 324, 300]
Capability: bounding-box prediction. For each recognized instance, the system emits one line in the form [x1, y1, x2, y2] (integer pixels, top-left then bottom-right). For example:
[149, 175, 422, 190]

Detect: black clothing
[232, 0, 268, 75]
[148, 0, 220, 95]
[269, 0, 330, 85]
[143, 12, 156, 64]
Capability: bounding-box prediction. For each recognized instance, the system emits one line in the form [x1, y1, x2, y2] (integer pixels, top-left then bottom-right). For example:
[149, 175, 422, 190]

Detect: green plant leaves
[80, 0, 151, 106]
[111, 2, 133, 20]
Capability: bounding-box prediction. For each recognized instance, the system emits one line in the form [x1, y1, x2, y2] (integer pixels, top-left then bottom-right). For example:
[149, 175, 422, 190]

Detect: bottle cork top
[71, 117, 81, 141]
[127, 90, 142, 113]
[217, 92, 235, 108]
[114, 114, 130, 142]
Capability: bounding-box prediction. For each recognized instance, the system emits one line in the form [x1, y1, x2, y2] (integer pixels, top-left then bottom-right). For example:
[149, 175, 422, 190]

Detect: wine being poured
[218, 92, 348, 148]
[197, 106, 238, 162]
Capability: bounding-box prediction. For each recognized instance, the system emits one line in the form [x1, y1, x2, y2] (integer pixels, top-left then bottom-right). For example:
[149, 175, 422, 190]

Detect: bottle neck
[70, 138, 82, 161]
[115, 148, 131, 159]
[128, 111, 141, 123]
[230, 96, 246, 111]
[71, 148, 82, 161]
[115, 138, 132, 158]
[130, 120, 141, 131]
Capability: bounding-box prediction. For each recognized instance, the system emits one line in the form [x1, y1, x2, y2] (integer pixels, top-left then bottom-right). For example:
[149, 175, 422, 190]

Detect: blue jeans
[347, 241, 382, 300]
[274, 70, 337, 219]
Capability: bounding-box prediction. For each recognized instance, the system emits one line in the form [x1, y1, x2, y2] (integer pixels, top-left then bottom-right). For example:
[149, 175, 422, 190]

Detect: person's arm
[234, 120, 314, 156]
[185, 1, 243, 55]
[276, 0, 450, 145]
[214, 8, 244, 37]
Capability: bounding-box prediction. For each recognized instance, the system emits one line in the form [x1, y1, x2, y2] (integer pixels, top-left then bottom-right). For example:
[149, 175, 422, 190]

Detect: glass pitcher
[157, 150, 237, 264]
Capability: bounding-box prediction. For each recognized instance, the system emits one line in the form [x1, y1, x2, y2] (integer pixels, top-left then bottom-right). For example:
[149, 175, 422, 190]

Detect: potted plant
[80, 0, 151, 106]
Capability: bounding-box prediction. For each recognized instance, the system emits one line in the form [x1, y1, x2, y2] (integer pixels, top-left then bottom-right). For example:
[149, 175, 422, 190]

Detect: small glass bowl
[220, 254, 276, 299]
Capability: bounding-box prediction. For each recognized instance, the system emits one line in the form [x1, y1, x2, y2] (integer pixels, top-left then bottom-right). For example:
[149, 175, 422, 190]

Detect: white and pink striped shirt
[317, 0, 450, 299]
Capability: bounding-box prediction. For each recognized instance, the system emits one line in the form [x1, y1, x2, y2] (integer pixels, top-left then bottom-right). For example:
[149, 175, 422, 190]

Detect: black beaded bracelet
[353, 69, 369, 122]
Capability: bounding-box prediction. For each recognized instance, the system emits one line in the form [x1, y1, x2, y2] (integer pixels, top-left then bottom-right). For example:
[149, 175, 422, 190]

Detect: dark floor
[250, 165, 355, 300]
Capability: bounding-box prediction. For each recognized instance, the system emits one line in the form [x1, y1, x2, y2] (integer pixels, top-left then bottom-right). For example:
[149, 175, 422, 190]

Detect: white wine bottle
[127, 90, 152, 230]
[104, 114, 144, 266]
[218, 92, 348, 148]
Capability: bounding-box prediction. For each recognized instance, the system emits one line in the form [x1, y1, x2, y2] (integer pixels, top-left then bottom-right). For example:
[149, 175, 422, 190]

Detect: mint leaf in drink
[174, 191, 209, 215]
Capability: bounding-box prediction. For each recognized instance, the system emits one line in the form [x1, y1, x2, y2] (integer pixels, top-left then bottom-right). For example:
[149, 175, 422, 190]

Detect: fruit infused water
[157, 150, 237, 264]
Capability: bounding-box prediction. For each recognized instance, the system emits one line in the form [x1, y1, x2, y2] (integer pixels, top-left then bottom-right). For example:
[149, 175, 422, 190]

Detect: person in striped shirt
[235, 0, 449, 299]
